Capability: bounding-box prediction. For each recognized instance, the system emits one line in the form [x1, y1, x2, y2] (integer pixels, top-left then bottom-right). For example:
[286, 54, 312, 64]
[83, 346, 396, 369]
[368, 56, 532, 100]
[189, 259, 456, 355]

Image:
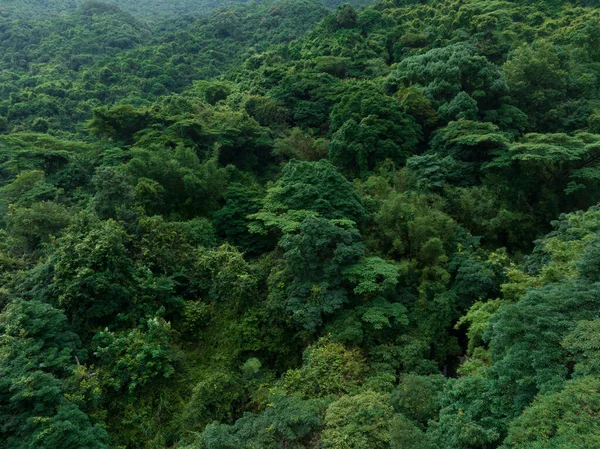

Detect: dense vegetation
[2, 0, 600, 447]
[0, 0, 373, 21]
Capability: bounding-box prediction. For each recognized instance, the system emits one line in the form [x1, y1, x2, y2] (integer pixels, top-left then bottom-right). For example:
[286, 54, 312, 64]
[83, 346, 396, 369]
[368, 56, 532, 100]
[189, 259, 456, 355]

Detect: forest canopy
[2, 0, 600, 448]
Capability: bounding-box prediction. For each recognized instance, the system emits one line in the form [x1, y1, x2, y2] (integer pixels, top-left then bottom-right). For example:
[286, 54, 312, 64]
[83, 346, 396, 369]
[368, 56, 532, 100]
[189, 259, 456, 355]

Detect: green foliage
[487, 279, 600, 417]
[3, 0, 372, 21]
[501, 376, 600, 449]
[282, 341, 367, 398]
[253, 159, 368, 229]
[5, 0, 600, 447]
[276, 217, 365, 331]
[269, 71, 344, 129]
[273, 127, 329, 162]
[456, 299, 507, 355]
[127, 145, 228, 218]
[322, 391, 395, 449]
[90, 104, 151, 143]
[243, 95, 290, 127]
[197, 393, 330, 449]
[388, 43, 508, 123]
[46, 217, 140, 332]
[329, 84, 421, 176]
[194, 243, 259, 309]
[180, 369, 246, 433]
[5, 201, 71, 251]
[374, 191, 458, 260]
[431, 120, 510, 182]
[390, 414, 435, 449]
[344, 256, 398, 297]
[503, 39, 600, 132]
[429, 374, 501, 449]
[484, 132, 600, 220]
[562, 319, 600, 377]
[405, 153, 463, 192]
[91, 166, 135, 220]
[526, 206, 600, 284]
[93, 318, 181, 393]
[213, 184, 273, 253]
[391, 374, 446, 427]
[0, 300, 108, 449]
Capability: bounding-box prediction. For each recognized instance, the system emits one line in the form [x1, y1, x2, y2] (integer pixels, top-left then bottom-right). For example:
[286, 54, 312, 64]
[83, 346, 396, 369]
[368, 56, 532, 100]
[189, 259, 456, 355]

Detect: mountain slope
[0, 0, 375, 21]
[2, 0, 600, 449]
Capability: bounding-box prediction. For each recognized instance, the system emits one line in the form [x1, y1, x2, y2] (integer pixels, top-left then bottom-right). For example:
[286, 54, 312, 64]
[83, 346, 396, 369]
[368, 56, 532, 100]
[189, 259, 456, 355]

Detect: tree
[404, 153, 464, 192]
[5, 201, 71, 252]
[127, 146, 228, 219]
[91, 166, 135, 220]
[388, 43, 509, 123]
[89, 104, 152, 143]
[486, 280, 600, 418]
[502, 40, 594, 132]
[330, 257, 408, 346]
[374, 191, 458, 260]
[251, 159, 368, 233]
[270, 71, 344, 129]
[213, 184, 274, 253]
[180, 369, 245, 434]
[47, 217, 139, 333]
[92, 317, 181, 393]
[273, 127, 329, 162]
[198, 393, 329, 449]
[275, 217, 365, 332]
[431, 120, 511, 183]
[391, 374, 446, 427]
[390, 414, 435, 449]
[329, 85, 421, 176]
[333, 5, 358, 30]
[322, 391, 395, 449]
[281, 341, 367, 398]
[243, 95, 289, 127]
[562, 319, 600, 377]
[501, 376, 600, 449]
[437, 91, 478, 123]
[429, 374, 501, 449]
[0, 300, 108, 449]
[481, 213, 600, 421]
[485, 132, 600, 207]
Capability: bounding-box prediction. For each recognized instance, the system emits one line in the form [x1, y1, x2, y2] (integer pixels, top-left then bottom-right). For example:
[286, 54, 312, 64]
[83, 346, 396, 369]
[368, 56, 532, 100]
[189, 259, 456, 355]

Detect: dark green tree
[329, 85, 421, 176]
[275, 217, 365, 332]
[0, 300, 108, 449]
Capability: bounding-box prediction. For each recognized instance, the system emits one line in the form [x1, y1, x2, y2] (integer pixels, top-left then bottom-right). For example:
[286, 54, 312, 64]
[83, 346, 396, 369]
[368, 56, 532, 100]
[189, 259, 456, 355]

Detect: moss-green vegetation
[3, 0, 600, 448]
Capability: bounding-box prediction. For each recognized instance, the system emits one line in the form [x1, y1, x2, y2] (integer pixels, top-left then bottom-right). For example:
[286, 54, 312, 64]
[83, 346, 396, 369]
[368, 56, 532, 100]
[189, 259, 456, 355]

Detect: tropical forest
[2, 0, 600, 447]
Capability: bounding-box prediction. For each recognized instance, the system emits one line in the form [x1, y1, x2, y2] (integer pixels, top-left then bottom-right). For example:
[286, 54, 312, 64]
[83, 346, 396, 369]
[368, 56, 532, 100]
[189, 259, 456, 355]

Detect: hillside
[0, 0, 331, 133]
[0, 0, 374, 21]
[2, 0, 600, 448]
